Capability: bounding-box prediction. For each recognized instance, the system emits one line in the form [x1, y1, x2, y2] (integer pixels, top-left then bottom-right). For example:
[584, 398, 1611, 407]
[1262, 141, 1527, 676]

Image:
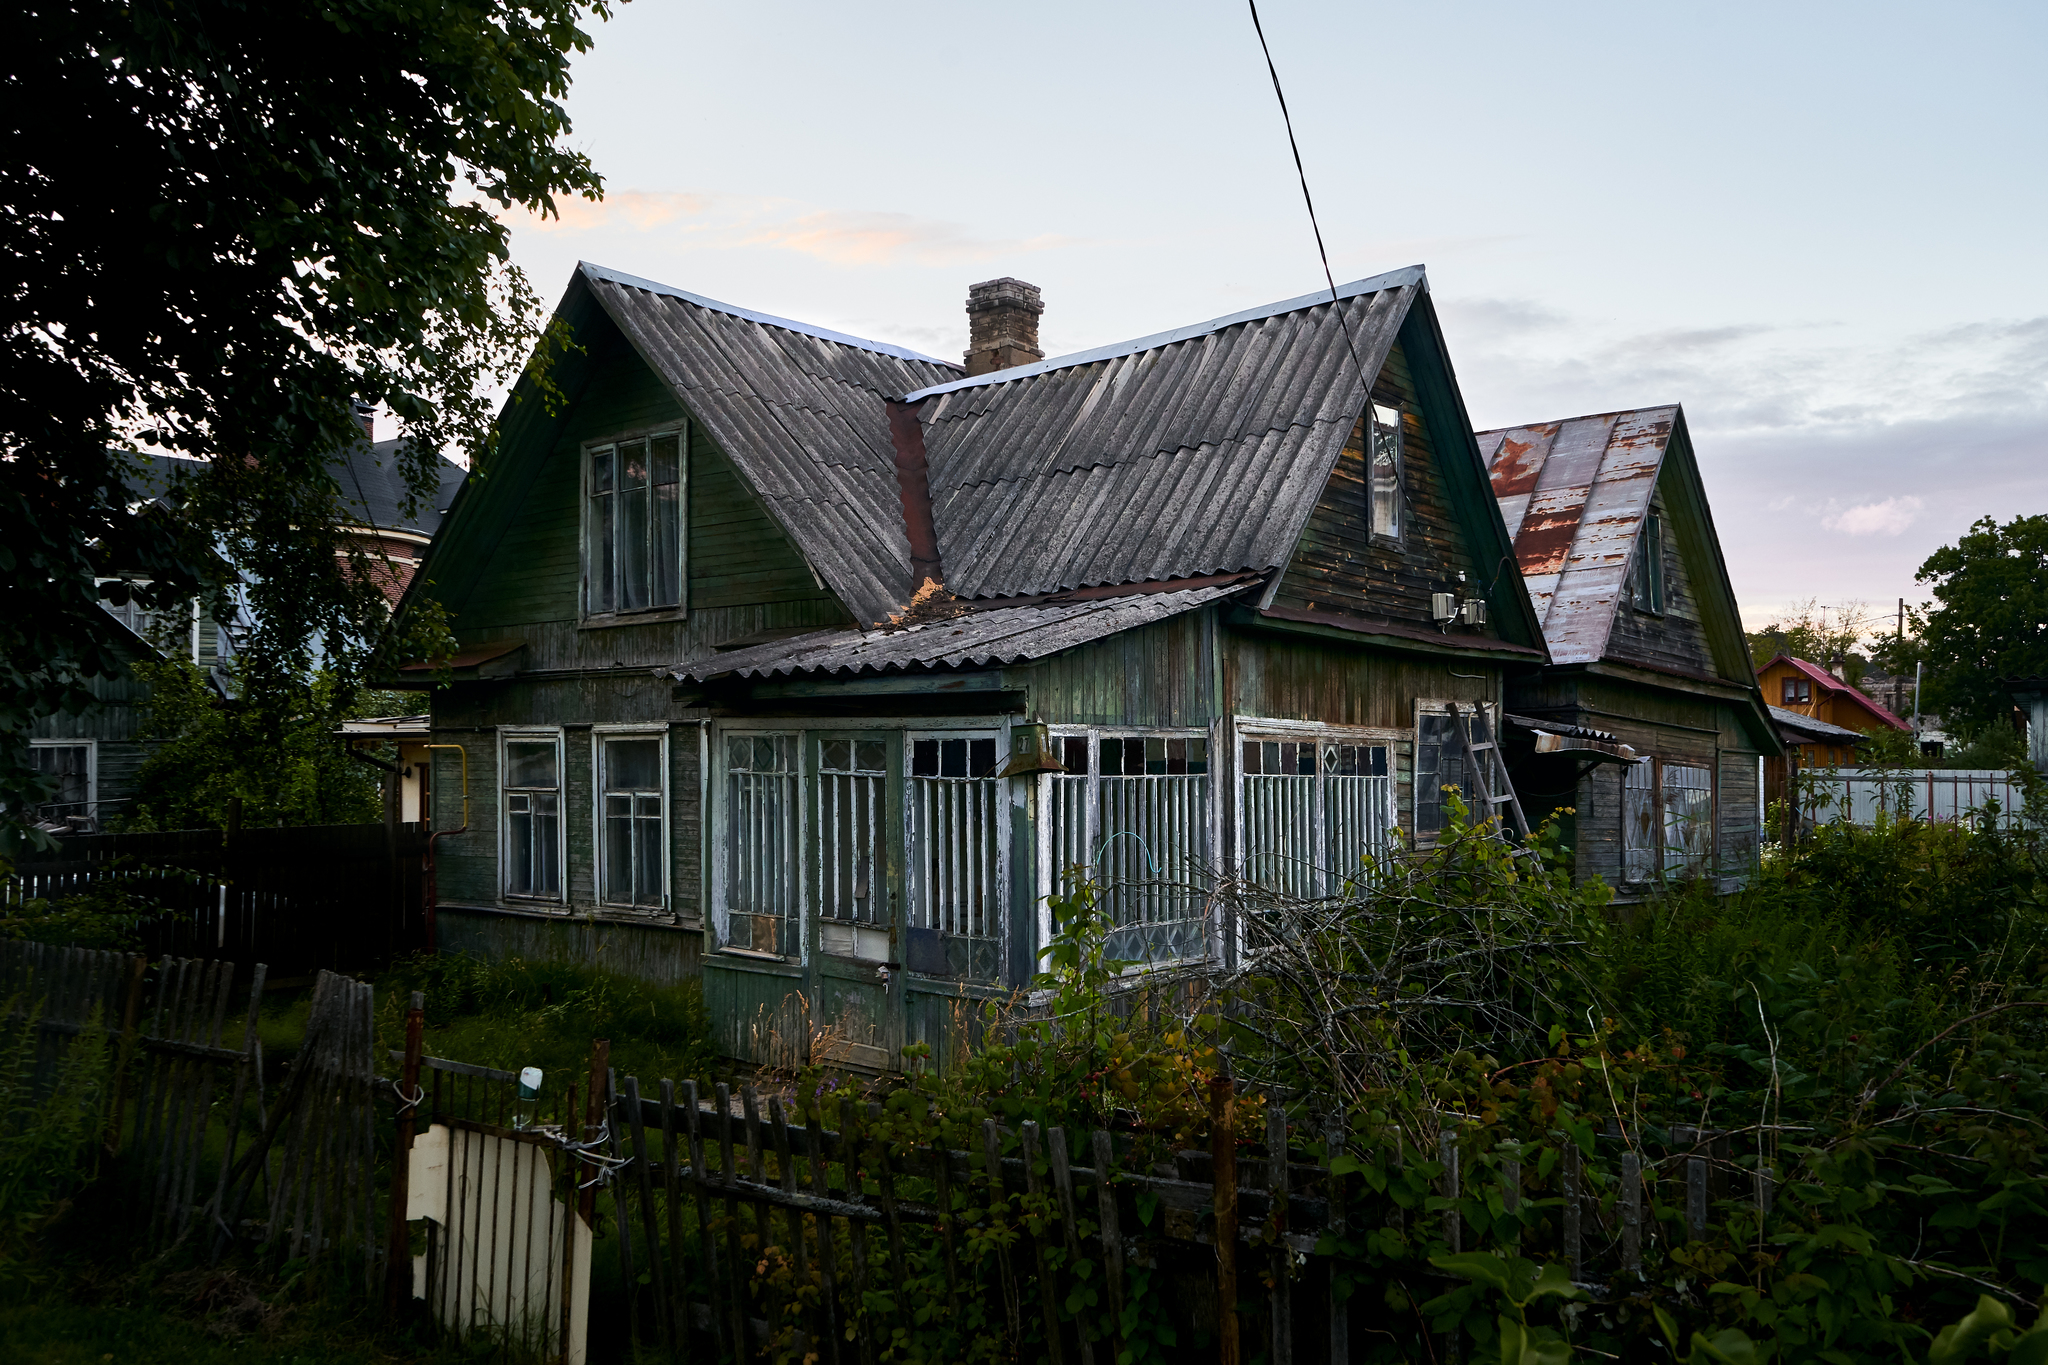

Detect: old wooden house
[400, 262, 1553, 1067]
[1480, 408, 1779, 894]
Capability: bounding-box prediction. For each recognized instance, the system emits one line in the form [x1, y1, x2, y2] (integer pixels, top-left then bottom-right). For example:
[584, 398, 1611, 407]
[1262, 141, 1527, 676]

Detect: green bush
[0, 1004, 112, 1284]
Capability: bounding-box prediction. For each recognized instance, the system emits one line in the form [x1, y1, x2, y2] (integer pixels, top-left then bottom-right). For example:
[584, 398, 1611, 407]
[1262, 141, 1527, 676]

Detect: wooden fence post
[1439, 1130, 1461, 1254]
[1620, 1151, 1642, 1275]
[1268, 1106, 1293, 1365]
[1562, 1143, 1583, 1281]
[1091, 1128, 1127, 1358]
[1324, 1114, 1349, 1365]
[384, 990, 425, 1313]
[1020, 1121, 1066, 1365]
[1211, 1073, 1239, 1365]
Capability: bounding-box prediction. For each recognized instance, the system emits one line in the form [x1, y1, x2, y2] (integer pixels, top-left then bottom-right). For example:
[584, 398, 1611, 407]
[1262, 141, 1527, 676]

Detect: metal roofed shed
[1506, 714, 1640, 763]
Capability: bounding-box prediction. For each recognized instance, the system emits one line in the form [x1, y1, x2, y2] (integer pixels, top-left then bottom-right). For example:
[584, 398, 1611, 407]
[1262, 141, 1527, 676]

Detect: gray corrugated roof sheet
[1769, 704, 1868, 743]
[581, 262, 963, 625]
[1478, 407, 1677, 665]
[905, 268, 1425, 601]
[663, 580, 1252, 683]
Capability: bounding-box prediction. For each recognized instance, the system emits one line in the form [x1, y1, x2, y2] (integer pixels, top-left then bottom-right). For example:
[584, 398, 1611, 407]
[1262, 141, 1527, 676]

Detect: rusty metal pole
[1211, 1071, 1240, 1365]
[384, 990, 426, 1314]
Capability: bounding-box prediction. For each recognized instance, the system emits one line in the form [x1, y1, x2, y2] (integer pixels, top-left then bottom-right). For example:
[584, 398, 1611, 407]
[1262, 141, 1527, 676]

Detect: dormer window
[1631, 511, 1664, 614]
[585, 427, 685, 619]
[1369, 403, 1404, 543]
[1782, 676, 1812, 705]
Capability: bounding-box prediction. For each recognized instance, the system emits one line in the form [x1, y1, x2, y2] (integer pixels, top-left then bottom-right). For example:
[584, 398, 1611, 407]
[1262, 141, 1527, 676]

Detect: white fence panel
[1802, 768, 2030, 829]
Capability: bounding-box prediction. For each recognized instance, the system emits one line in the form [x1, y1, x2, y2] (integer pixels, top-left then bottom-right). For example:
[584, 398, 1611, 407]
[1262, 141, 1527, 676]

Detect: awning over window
[1505, 714, 1641, 764]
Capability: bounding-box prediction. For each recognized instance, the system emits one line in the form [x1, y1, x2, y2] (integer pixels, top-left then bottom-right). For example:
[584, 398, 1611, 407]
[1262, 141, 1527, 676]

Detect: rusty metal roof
[1477, 407, 1678, 665]
[663, 579, 1253, 683]
[901, 269, 1427, 601]
[582, 263, 962, 626]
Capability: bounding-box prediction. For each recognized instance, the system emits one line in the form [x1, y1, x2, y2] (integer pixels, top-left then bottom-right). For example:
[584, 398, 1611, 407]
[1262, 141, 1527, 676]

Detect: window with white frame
[1622, 759, 1657, 883]
[722, 733, 799, 956]
[1661, 763, 1713, 877]
[1048, 731, 1210, 964]
[1369, 403, 1405, 543]
[815, 737, 889, 959]
[29, 742, 94, 819]
[906, 734, 1005, 981]
[1239, 732, 1393, 898]
[502, 733, 563, 900]
[586, 429, 684, 618]
[1415, 705, 1497, 835]
[598, 732, 665, 910]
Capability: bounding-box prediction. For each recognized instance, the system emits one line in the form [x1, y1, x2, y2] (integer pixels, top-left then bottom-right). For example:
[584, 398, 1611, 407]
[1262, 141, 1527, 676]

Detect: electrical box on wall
[1460, 599, 1488, 627]
[1431, 592, 1457, 623]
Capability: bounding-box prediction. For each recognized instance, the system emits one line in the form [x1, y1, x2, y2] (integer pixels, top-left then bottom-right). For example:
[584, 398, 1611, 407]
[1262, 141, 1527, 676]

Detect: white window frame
[1622, 757, 1657, 884]
[1660, 761, 1715, 880]
[1369, 402, 1406, 546]
[28, 739, 97, 819]
[905, 728, 1009, 983]
[1235, 719, 1399, 899]
[1042, 725, 1217, 970]
[711, 728, 805, 961]
[581, 424, 687, 624]
[592, 725, 669, 914]
[498, 728, 567, 905]
[1413, 700, 1502, 840]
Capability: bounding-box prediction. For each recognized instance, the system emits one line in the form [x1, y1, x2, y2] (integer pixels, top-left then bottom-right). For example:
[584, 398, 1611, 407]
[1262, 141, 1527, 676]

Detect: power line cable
[1245, 0, 1372, 392]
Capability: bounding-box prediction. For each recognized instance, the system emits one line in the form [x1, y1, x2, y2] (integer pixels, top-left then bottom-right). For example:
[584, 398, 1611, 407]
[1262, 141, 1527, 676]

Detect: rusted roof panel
[904, 270, 1425, 601]
[1481, 406, 1678, 664]
[663, 580, 1251, 683]
[581, 264, 962, 626]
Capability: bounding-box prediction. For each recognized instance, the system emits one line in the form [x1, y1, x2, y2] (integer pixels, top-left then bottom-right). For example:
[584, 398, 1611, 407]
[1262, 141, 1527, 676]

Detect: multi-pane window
[1240, 735, 1393, 897]
[1049, 732, 1211, 964]
[1662, 764, 1714, 877]
[1622, 760, 1657, 883]
[1631, 512, 1664, 614]
[1782, 677, 1812, 705]
[599, 734, 664, 910]
[906, 735, 1004, 981]
[1415, 710, 1491, 834]
[724, 734, 799, 955]
[587, 430, 683, 616]
[29, 743, 93, 818]
[503, 736, 562, 900]
[1369, 402, 1404, 542]
[816, 738, 889, 958]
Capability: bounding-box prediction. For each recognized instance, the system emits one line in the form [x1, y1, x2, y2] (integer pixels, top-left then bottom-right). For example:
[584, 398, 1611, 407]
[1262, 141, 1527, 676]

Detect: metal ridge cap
[578, 261, 960, 369]
[1474, 403, 1682, 440]
[897, 265, 1427, 403]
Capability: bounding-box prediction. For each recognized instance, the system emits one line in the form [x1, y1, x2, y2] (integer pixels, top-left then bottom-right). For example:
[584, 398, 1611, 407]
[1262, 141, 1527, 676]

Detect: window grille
[587, 430, 683, 615]
[1623, 759, 1657, 883]
[724, 734, 798, 955]
[906, 735, 1003, 981]
[29, 743, 93, 818]
[816, 738, 888, 930]
[503, 737, 561, 899]
[1662, 764, 1713, 877]
[599, 735, 664, 910]
[1240, 737, 1392, 897]
[1370, 403, 1404, 542]
[1049, 733, 1211, 965]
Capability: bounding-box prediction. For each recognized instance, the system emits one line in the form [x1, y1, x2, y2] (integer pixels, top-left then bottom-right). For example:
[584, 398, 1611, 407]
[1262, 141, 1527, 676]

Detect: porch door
[904, 732, 1007, 983]
[807, 732, 902, 1070]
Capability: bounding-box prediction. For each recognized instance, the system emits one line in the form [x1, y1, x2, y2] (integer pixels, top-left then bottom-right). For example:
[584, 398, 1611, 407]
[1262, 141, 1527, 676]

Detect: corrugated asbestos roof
[1477, 407, 1678, 665]
[906, 269, 1426, 600]
[581, 263, 962, 625]
[1769, 704, 1869, 744]
[663, 580, 1251, 683]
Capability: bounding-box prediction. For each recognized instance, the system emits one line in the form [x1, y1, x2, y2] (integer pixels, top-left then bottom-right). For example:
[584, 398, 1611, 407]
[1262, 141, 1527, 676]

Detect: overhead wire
[1245, 0, 1373, 395]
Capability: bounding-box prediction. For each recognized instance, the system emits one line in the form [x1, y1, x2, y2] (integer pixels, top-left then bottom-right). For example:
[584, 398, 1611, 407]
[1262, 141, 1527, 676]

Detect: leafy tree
[1917, 515, 2048, 733]
[2, 0, 614, 852]
[1744, 598, 1879, 681]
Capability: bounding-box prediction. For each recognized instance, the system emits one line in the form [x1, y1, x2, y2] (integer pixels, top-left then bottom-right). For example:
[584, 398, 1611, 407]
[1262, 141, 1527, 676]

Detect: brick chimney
[963, 278, 1044, 376]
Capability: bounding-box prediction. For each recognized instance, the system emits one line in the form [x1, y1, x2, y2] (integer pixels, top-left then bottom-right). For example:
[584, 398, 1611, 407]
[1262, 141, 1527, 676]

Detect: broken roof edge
[1474, 401, 1683, 442]
[577, 262, 961, 369]
[897, 265, 1429, 403]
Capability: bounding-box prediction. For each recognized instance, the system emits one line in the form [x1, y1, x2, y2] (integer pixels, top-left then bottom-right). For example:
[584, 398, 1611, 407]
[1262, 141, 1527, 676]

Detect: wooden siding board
[1603, 484, 1716, 679]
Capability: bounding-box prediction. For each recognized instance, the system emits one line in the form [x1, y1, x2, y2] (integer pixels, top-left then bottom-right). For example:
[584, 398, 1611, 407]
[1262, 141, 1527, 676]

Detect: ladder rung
[1486, 795, 1513, 804]
[1469, 742, 1496, 751]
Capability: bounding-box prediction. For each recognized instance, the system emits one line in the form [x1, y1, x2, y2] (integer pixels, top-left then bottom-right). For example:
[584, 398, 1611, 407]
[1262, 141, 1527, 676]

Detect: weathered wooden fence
[4, 823, 430, 975]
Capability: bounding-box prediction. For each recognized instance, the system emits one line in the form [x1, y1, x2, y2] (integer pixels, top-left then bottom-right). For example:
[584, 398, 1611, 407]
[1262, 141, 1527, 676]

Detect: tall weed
[0, 1002, 112, 1285]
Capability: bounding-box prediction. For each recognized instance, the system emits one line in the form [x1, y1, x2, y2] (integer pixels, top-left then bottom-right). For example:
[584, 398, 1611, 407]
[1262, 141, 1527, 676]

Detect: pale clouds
[518, 190, 1085, 268]
[1824, 496, 1925, 536]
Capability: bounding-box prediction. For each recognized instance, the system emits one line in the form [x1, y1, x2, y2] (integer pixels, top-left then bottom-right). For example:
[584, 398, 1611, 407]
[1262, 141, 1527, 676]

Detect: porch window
[586, 429, 684, 617]
[1631, 512, 1664, 614]
[1415, 709, 1489, 834]
[906, 735, 1003, 981]
[1622, 759, 1656, 882]
[502, 734, 563, 900]
[1240, 735, 1393, 897]
[599, 733, 665, 910]
[1370, 403, 1404, 543]
[29, 742, 93, 819]
[1662, 764, 1713, 877]
[1048, 731, 1211, 964]
[816, 738, 888, 955]
[724, 734, 798, 955]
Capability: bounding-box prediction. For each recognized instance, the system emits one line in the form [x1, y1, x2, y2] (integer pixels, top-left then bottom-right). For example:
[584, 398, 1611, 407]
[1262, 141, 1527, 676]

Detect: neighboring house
[1757, 655, 1911, 750]
[1480, 408, 1780, 894]
[1763, 704, 1869, 813]
[338, 715, 435, 824]
[332, 411, 469, 607]
[24, 613, 166, 830]
[395, 261, 1549, 1068]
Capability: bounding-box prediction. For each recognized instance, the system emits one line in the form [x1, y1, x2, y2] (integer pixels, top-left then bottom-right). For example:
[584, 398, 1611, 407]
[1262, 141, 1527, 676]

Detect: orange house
[1757, 654, 1911, 809]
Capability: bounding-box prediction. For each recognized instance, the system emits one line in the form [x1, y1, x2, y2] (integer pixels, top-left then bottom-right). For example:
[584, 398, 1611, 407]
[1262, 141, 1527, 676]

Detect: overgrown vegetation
[0, 1005, 111, 1284]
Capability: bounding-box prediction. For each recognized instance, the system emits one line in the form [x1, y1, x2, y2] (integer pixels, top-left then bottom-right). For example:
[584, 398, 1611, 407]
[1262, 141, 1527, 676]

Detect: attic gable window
[586, 428, 684, 618]
[1631, 511, 1664, 614]
[1782, 676, 1812, 705]
[1369, 403, 1404, 543]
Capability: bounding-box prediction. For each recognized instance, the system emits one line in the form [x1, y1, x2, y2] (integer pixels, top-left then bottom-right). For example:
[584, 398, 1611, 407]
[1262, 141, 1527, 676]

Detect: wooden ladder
[1446, 701, 1530, 840]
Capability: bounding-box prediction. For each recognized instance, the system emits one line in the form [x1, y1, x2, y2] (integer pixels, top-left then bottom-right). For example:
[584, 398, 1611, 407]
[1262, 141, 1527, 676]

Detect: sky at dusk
[474, 0, 2048, 636]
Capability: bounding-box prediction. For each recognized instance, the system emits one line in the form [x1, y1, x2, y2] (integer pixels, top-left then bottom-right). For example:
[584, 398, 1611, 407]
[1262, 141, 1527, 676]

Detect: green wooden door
[807, 731, 903, 1070]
